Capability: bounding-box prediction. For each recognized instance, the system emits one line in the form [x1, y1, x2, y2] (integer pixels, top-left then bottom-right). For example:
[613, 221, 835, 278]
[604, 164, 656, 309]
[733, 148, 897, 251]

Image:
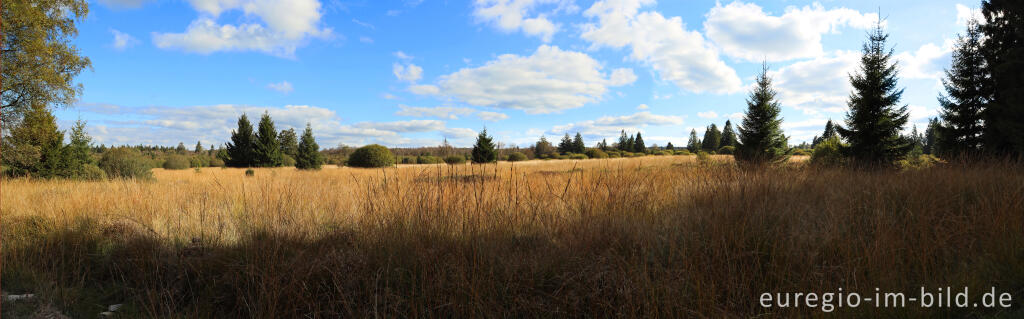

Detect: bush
[810, 137, 845, 167]
[444, 155, 466, 165]
[209, 157, 225, 167]
[189, 155, 210, 168]
[569, 153, 588, 160]
[282, 154, 297, 167]
[507, 152, 528, 162]
[696, 151, 711, 165]
[557, 155, 570, 160]
[347, 144, 395, 168]
[676, 150, 692, 156]
[74, 164, 107, 181]
[717, 146, 735, 155]
[401, 156, 415, 164]
[416, 155, 442, 164]
[584, 149, 608, 159]
[245, 168, 255, 176]
[163, 155, 190, 170]
[898, 154, 945, 170]
[790, 148, 811, 156]
[608, 153, 621, 158]
[99, 148, 153, 180]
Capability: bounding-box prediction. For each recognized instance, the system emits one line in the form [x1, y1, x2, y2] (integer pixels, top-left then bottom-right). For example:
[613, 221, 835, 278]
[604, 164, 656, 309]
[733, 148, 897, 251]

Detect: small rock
[108, 304, 123, 312]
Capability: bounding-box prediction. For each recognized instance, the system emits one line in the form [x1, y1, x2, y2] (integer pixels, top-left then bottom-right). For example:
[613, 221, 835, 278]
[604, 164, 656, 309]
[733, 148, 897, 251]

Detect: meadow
[2, 155, 1023, 317]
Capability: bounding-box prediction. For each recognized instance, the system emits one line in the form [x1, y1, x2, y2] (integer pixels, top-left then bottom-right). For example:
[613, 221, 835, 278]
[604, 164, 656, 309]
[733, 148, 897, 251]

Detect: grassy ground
[2, 155, 1023, 317]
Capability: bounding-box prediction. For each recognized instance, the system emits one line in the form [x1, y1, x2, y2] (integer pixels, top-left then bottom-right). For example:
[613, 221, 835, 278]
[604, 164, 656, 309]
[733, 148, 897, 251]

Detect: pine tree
[176, 142, 187, 154]
[558, 133, 573, 154]
[295, 123, 323, 170]
[938, 19, 989, 156]
[687, 129, 701, 152]
[736, 63, 788, 165]
[626, 135, 635, 152]
[2, 104, 67, 177]
[226, 113, 255, 167]
[701, 124, 722, 152]
[617, 130, 631, 151]
[822, 119, 838, 139]
[633, 132, 646, 153]
[253, 111, 283, 167]
[471, 129, 497, 163]
[720, 120, 737, 148]
[598, 138, 609, 151]
[278, 128, 299, 158]
[836, 22, 912, 166]
[980, 0, 1024, 156]
[534, 135, 555, 157]
[67, 119, 93, 167]
[925, 118, 943, 155]
[572, 132, 586, 153]
[194, 141, 203, 153]
[666, 142, 674, 150]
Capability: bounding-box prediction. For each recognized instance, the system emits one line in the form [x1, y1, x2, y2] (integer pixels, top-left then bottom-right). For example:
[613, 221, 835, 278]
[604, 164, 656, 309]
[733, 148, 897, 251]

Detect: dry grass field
[3, 155, 1024, 317]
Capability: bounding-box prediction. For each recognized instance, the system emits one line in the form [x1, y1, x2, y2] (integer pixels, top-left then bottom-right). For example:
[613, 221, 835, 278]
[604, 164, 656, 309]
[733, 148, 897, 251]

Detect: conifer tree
[633, 132, 646, 153]
[939, 19, 989, 155]
[980, 0, 1024, 156]
[925, 118, 943, 155]
[278, 128, 299, 158]
[701, 124, 722, 152]
[572, 132, 586, 153]
[2, 104, 67, 177]
[558, 133, 573, 154]
[471, 129, 497, 163]
[194, 141, 203, 153]
[720, 120, 737, 148]
[295, 123, 323, 170]
[626, 135, 635, 152]
[253, 111, 283, 167]
[822, 119, 838, 140]
[836, 22, 912, 166]
[736, 63, 788, 165]
[598, 138, 609, 151]
[617, 130, 631, 151]
[226, 113, 255, 167]
[687, 129, 701, 152]
[666, 142, 674, 150]
[534, 135, 555, 157]
[176, 142, 187, 154]
[67, 119, 93, 167]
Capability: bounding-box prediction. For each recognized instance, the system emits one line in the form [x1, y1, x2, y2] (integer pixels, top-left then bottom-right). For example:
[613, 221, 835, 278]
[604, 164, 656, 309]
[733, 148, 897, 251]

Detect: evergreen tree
[617, 130, 631, 151]
[67, 119, 93, 167]
[666, 142, 674, 150]
[938, 19, 989, 156]
[295, 123, 323, 170]
[626, 135, 636, 152]
[278, 128, 299, 158]
[736, 63, 788, 165]
[252, 111, 283, 167]
[597, 138, 609, 151]
[720, 120, 737, 148]
[701, 124, 722, 152]
[194, 141, 203, 153]
[226, 113, 255, 167]
[572, 132, 586, 153]
[471, 129, 497, 163]
[633, 132, 646, 153]
[176, 142, 187, 154]
[2, 104, 67, 177]
[558, 133, 573, 154]
[687, 129, 701, 152]
[836, 22, 912, 166]
[980, 0, 1024, 156]
[925, 118, 943, 155]
[822, 119, 838, 139]
[534, 135, 555, 157]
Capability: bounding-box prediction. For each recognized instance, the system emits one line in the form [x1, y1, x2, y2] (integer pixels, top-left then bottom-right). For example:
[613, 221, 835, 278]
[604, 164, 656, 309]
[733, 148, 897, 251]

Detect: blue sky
[60, 0, 983, 148]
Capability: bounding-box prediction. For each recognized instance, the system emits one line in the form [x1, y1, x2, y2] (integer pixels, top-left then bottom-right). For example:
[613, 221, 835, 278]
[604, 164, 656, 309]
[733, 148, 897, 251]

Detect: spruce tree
[938, 19, 989, 155]
[67, 119, 93, 167]
[194, 141, 203, 153]
[666, 142, 674, 150]
[822, 119, 838, 139]
[278, 128, 299, 158]
[687, 129, 701, 152]
[176, 142, 187, 154]
[2, 104, 67, 177]
[534, 135, 555, 157]
[701, 124, 722, 152]
[736, 63, 788, 165]
[253, 111, 283, 167]
[633, 132, 646, 153]
[836, 22, 912, 166]
[295, 123, 323, 170]
[720, 120, 737, 148]
[471, 129, 497, 163]
[617, 130, 630, 151]
[980, 0, 1024, 156]
[572, 132, 586, 153]
[626, 135, 636, 152]
[558, 133, 573, 154]
[226, 113, 255, 167]
[925, 118, 943, 155]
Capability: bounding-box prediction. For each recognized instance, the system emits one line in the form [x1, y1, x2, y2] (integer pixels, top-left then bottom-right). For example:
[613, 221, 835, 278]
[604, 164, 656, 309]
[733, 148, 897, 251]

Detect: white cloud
[393, 63, 423, 82]
[98, 0, 152, 8]
[152, 0, 331, 57]
[354, 120, 446, 132]
[409, 84, 440, 95]
[704, 2, 877, 62]
[352, 18, 376, 29]
[896, 41, 953, 80]
[394, 51, 414, 60]
[472, 0, 577, 42]
[956, 4, 985, 26]
[771, 50, 860, 114]
[581, 0, 742, 94]
[359, 36, 374, 43]
[476, 111, 509, 121]
[636, 104, 649, 110]
[266, 81, 294, 94]
[110, 29, 139, 50]
[551, 111, 684, 138]
[727, 112, 744, 120]
[395, 105, 475, 119]
[697, 111, 718, 119]
[421, 45, 635, 114]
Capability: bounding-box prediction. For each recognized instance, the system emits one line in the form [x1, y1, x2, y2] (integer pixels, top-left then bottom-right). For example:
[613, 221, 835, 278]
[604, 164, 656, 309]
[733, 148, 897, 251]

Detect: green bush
[557, 154, 570, 160]
[245, 168, 255, 176]
[569, 153, 588, 160]
[790, 148, 811, 156]
[608, 152, 621, 158]
[282, 154, 297, 167]
[74, 164, 107, 181]
[717, 146, 735, 155]
[209, 157, 225, 167]
[401, 156, 415, 164]
[189, 155, 210, 168]
[584, 149, 608, 159]
[444, 155, 466, 165]
[347, 144, 395, 168]
[99, 148, 153, 180]
[676, 150, 692, 156]
[416, 155, 442, 164]
[507, 152, 528, 162]
[810, 137, 845, 167]
[696, 151, 711, 165]
[898, 153, 944, 170]
[163, 155, 190, 170]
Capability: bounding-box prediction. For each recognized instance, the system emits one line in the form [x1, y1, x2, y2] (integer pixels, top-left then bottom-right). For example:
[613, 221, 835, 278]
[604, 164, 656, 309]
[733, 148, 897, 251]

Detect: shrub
[810, 137, 845, 167]
[245, 168, 255, 176]
[717, 146, 735, 155]
[676, 150, 692, 156]
[163, 155, 190, 170]
[696, 151, 711, 165]
[557, 155, 570, 160]
[75, 164, 107, 181]
[282, 154, 297, 167]
[99, 148, 153, 180]
[347, 144, 395, 168]
[790, 148, 811, 156]
[898, 154, 945, 170]
[401, 156, 415, 164]
[444, 155, 466, 165]
[416, 155, 442, 164]
[608, 153, 621, 158]
[584, 149, 608, 159]
[209, 157, 225, 167]
[569, 153, 588, 160]
[189, 155, 210, 168]
[507, 152, 528, 162]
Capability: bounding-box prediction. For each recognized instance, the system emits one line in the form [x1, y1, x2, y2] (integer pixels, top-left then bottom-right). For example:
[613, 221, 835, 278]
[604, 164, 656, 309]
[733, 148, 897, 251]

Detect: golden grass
[3, 155, 1023, 317]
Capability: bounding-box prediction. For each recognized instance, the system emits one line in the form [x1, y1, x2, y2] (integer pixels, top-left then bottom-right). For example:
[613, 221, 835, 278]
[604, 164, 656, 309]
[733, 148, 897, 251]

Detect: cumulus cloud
[697, 111, 719, 119]
[266, 81, 294, 94]
[395, 105, 475, 119]
[550, 111, 684, 138]
[152, 0, 331, 57]
[636, 104, 649, 110]
[704, 2, 877, 62]
[408, 84, 440, 95]
[393, 63, 423, 82]
[110, 29, 139, 50]
[581, 0, 742, 94]
[956, 4, 985, 26]
[896, 41, 953, 80]
[417, 45, 635, 114]
[476, 111, 509, 121]
[98, 0, 152, 8]
[472, 0, 577, 42]
[771, 50, 860, 114]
